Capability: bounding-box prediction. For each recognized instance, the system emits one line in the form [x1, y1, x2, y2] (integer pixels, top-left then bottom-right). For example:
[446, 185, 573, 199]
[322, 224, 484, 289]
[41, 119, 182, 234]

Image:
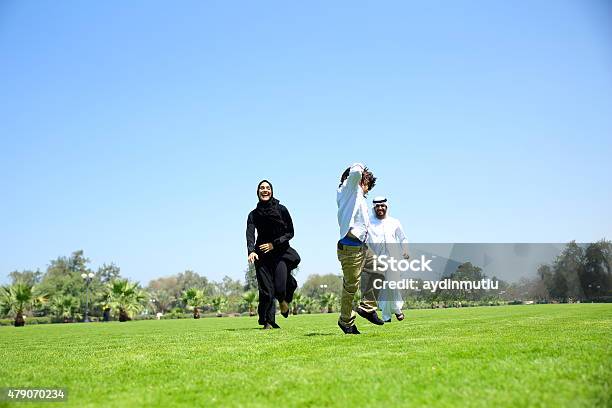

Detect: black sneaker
[357, 308, 385, 325]
[384, 319, 392, 323]
[270, 322, 281, 329]
[338, 321, 360, 335]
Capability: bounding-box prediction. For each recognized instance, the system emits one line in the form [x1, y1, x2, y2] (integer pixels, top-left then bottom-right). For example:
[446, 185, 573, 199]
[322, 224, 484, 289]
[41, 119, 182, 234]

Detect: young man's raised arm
[343, 162, 365, 190]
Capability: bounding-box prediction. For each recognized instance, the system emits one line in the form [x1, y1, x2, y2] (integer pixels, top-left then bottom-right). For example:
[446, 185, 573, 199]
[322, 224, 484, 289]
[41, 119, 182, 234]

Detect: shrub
[0, 316, 52, 326]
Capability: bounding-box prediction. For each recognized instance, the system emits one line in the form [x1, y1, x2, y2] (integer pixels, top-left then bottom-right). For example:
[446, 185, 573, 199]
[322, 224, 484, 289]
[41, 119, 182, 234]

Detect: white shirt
[366, 214, 409, 259]
[337, 163, 370, 241]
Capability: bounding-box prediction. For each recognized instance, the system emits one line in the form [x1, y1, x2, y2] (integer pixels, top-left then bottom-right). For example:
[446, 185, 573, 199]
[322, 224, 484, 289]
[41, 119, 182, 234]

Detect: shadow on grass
[304, 332, 336, 337]
[224, 328, 262, 332]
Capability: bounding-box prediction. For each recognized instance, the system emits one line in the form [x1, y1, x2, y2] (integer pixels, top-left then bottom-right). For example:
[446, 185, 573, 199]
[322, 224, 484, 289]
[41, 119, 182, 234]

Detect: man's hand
[248, 252, 259, 264]
[259, 243, 274, 253]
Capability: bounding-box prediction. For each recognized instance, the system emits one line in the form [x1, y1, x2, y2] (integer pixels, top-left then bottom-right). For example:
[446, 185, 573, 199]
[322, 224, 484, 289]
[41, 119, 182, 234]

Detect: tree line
[510, 240, 612, 303]
[394, 240, 612, 306]
[2, 240, 610, 326]
[0, 250, 346, 326]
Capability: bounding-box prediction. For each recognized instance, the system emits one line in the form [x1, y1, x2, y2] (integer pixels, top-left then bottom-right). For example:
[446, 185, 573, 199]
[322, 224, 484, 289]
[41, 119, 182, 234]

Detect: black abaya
[246, 192, 300, 326]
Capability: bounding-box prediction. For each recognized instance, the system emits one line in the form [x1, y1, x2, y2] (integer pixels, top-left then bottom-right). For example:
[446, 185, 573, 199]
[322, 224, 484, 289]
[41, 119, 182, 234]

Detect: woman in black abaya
[246, 180, 300, 329]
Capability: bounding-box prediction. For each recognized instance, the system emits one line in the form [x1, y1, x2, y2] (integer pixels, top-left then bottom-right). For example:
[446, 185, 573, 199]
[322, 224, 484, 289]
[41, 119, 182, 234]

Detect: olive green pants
[337, 244, 383, 327]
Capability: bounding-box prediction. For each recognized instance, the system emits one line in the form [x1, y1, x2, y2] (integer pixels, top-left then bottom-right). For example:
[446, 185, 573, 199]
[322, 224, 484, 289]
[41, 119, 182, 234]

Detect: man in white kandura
[367, 196, 409, 322]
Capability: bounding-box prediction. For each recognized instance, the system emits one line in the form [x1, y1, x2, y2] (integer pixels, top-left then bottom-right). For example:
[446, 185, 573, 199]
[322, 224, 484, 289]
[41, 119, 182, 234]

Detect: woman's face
[258, 182, 272, 201]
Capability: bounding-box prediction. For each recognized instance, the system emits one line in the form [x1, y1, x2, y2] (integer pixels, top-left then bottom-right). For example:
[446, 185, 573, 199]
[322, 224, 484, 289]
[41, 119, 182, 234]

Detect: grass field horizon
[1, 304, 610, 407]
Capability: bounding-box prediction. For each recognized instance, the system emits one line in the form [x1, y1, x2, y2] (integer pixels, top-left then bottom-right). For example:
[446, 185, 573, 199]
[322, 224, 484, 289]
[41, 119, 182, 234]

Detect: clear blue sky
[1, 0, 611, 286]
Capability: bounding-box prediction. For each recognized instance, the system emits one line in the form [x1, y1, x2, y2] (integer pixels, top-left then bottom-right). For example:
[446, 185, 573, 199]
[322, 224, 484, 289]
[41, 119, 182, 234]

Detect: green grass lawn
[0, 304, 610, 408]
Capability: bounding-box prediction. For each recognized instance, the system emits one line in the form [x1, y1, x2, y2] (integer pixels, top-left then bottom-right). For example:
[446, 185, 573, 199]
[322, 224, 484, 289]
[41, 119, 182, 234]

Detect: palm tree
[181, 288, 205, 319]
[319, 292, 338, 313]
[291, 292, 303, 315]
[210, 296, 227, 317]
[50, 295, 81, 323]
[148, 289, 174, 314]
[302, 296, 316, 314]
[242, 291, 258, 316]
[1, 283, 46, 326]
[106, 279, 147, 322]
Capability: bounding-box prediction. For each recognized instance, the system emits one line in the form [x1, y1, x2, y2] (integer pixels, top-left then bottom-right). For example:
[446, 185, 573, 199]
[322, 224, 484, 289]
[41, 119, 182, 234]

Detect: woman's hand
[248, 252, 259, 264]
[258, 243, 274, 253]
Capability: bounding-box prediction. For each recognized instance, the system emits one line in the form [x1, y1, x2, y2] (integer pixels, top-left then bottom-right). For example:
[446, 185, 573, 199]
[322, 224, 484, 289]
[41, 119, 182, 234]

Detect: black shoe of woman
[280, 301, 290, 318]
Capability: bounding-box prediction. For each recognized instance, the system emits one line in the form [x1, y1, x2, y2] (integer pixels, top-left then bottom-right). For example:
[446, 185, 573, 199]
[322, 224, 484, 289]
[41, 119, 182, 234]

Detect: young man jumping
[336, 163, 385, 334]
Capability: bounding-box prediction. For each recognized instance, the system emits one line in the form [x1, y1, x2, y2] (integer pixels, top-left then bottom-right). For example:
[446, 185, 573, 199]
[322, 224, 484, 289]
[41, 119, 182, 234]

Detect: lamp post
[81, 272, 95, 322]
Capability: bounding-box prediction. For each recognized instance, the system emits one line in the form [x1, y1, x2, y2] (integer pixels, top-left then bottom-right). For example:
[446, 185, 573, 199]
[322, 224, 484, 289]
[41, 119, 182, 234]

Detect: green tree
[244, 265, 258, 292]
[177, 270, 215, 297]
[146, 270, 215, 313]
[448, 262, 485, 301]
[148, 289, 175, 314]
[37, 250, 99, 316]
[582, 240, 612, 299]
[147, 276, 179, 313]
[106, 279, 147, 322]
[302, 297, 316, 314]
[301, 274, 342, 298]
[538, 264, 553, 286]
[242, 291, 258, 316]
[0, 283, 46, 326]
[550, 270, 568, 300]
[552, 241, 585, 300]
[215, 276, 243, 314]
[98, 263, 121, 283]
[50, 295, 81, 323]
[216, 276, 243, 297]
[291, 292, 303, 315]
[181, 288, 206, 319]
[319, 292, 338, 313]
[9, 270, 42, 286]
[210, 296, 228, 316]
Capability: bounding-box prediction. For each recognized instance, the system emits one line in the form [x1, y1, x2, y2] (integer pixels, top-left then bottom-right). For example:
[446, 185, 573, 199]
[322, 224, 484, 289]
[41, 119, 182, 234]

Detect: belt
[338, 235, 365, 250]
[337, 242, 367, 250]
